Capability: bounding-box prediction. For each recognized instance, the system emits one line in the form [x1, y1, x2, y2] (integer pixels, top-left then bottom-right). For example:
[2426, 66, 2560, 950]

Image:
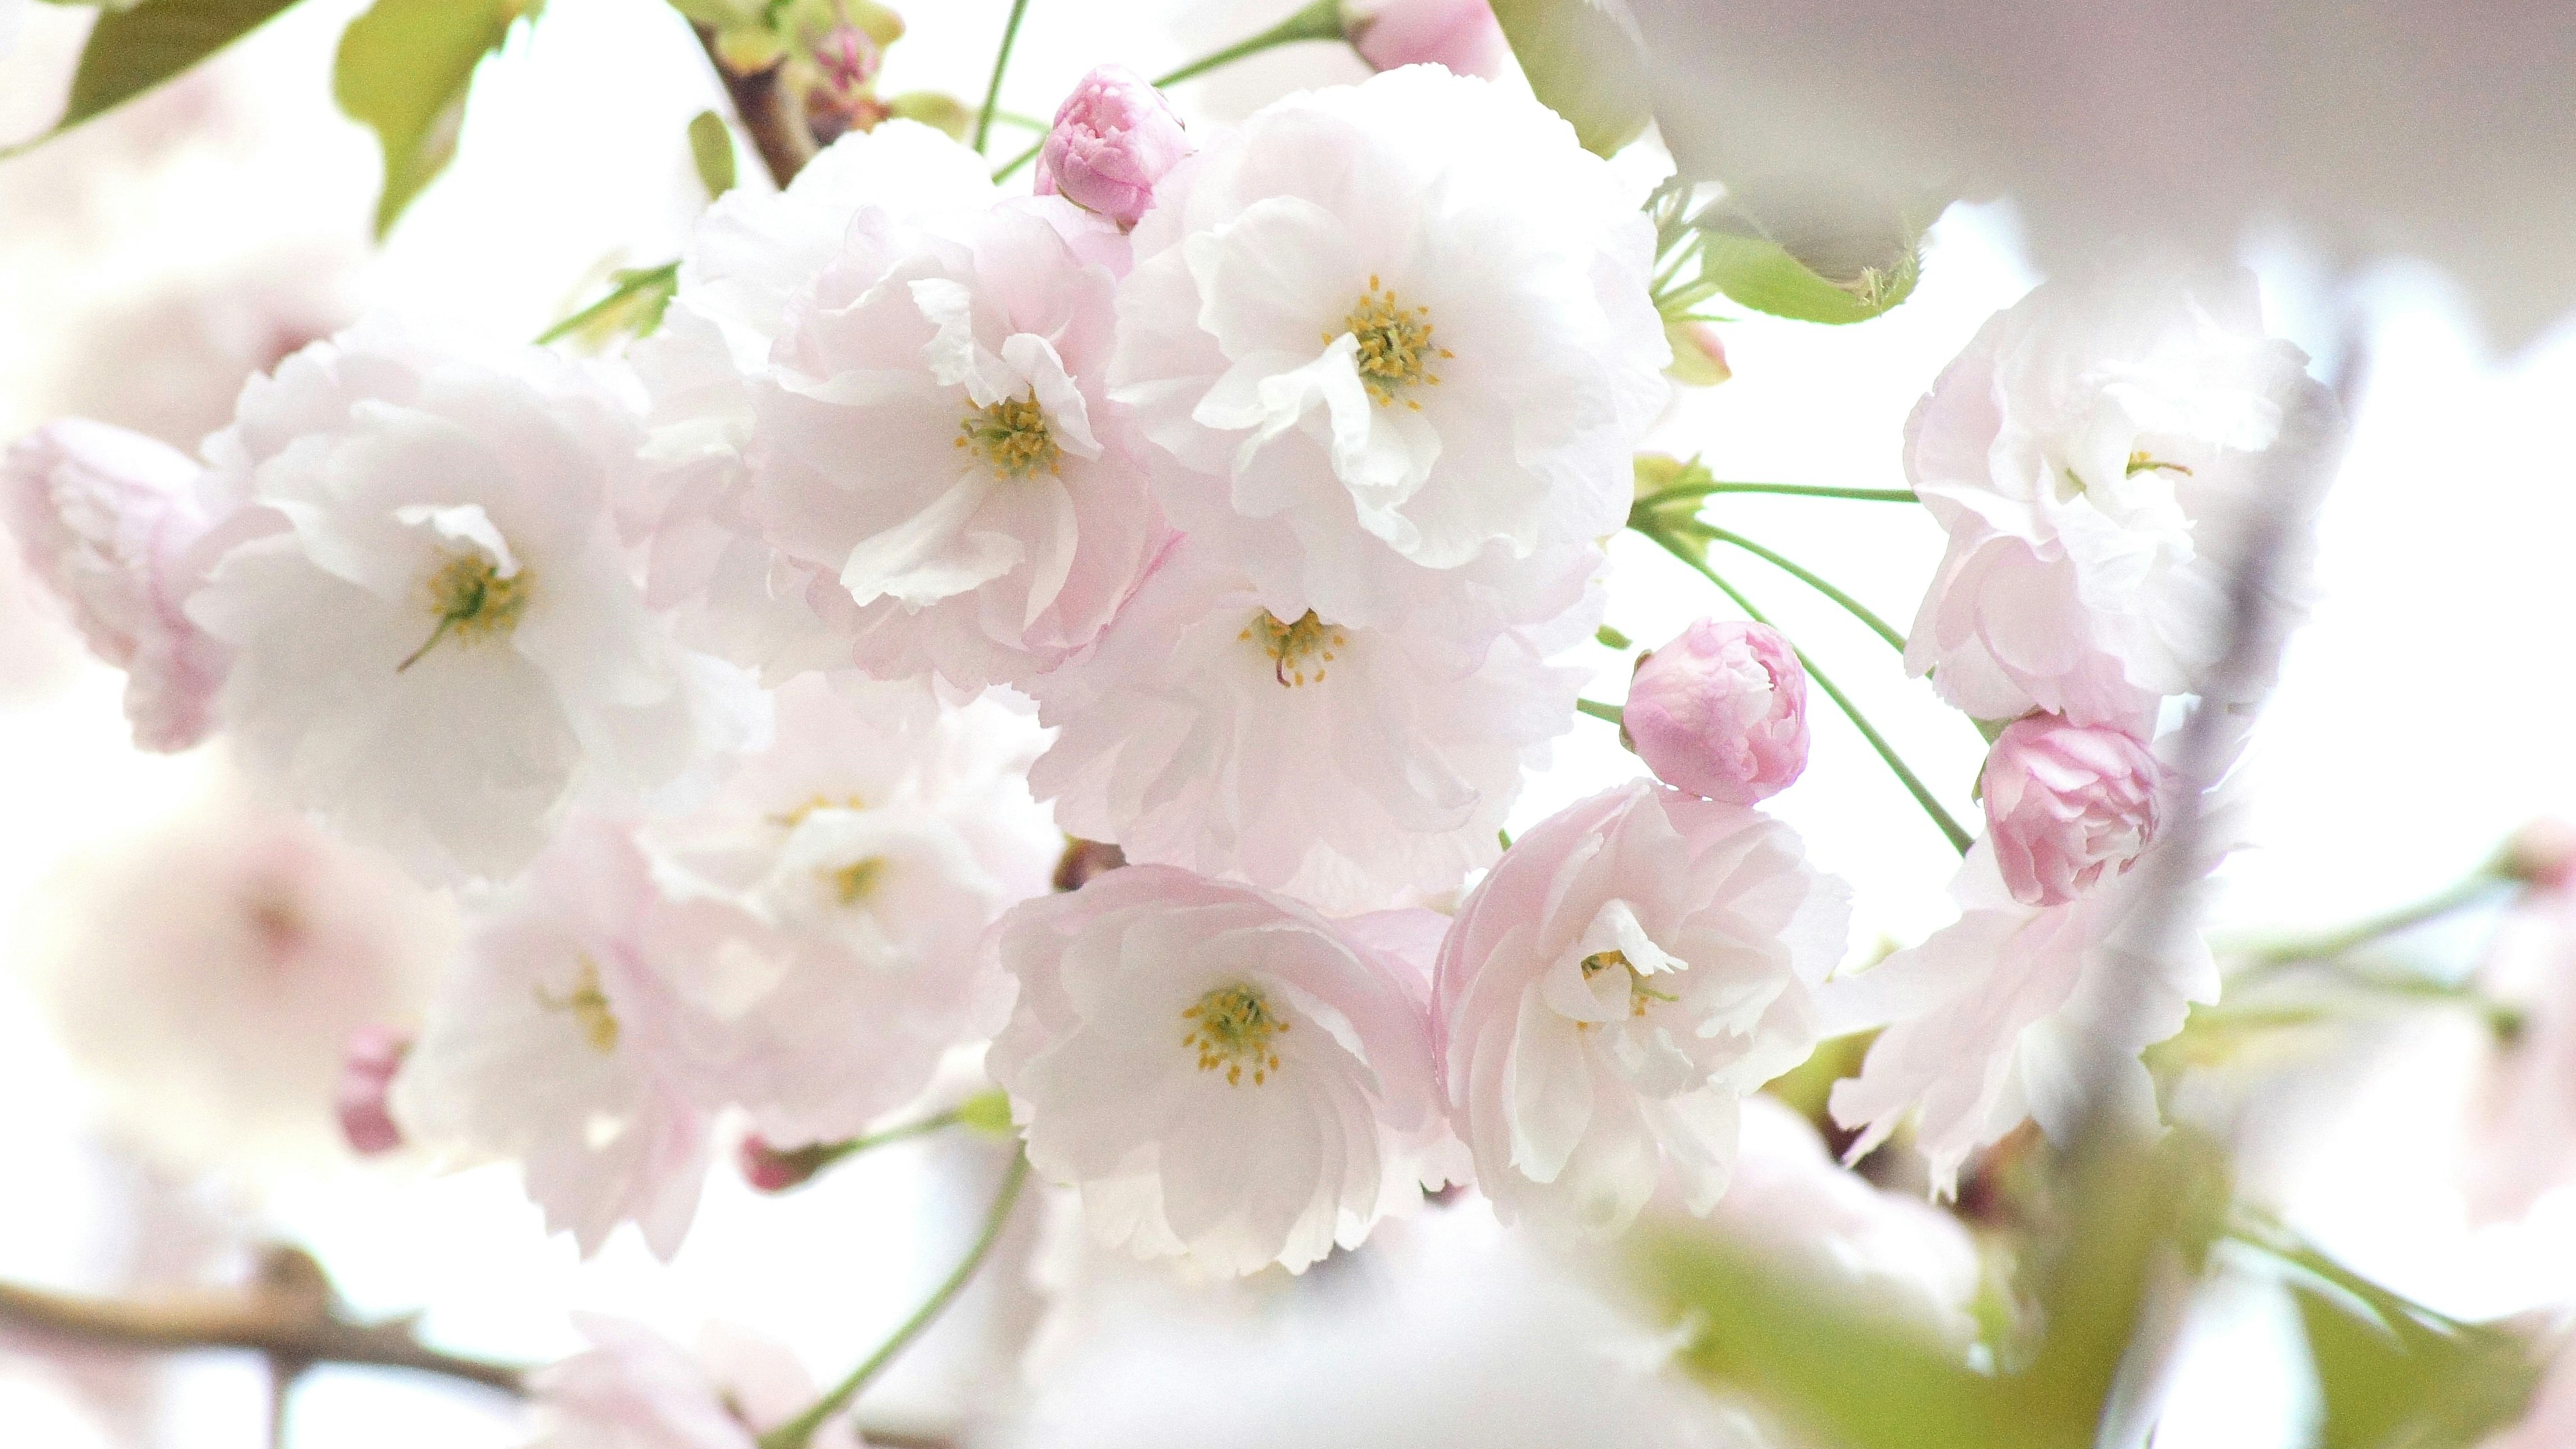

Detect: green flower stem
[2231, 873, 2507, 972]
[758, 1152, 1032, 1449]
[1576, 698, 1625, 726]
[971, 0, 1036, 156]
[1633, 480, 1920, 512]
[1686, 523, 1909, 653]
[1638, 524, 1972, 855]
[534, 262, 679, 346]
[991, 0, 1346, 181]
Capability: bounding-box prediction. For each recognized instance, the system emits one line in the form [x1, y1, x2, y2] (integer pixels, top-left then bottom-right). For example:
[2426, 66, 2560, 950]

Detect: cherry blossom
[528, 1315, 861, 1449]
[1622, 618, 1809, 805]
[1109, 66, 1666, 628]
[986, 864, 1456, 1276]
[1434, 780, 1851, 1235]
[184, 318, 763, 881]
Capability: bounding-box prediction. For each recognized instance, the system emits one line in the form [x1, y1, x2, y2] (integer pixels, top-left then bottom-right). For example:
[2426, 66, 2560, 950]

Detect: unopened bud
[2500, 818, 2576, 892]
[1036, 66, 1192, 231]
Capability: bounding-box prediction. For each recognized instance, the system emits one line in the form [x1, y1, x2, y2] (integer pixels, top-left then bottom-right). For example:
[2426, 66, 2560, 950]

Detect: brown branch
[694, 28, 815, 191]
[0, 1248, 525, 1397]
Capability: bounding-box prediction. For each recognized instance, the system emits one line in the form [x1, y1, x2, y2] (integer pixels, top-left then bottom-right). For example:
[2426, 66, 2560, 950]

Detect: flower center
[2125, 450, 2192, 478]
[1241, 609, 1346, 688]
[536, 958, 619, 1055]
[1334, 275, 1450, 411]
[828, 856, 884, 906]
[1182, 982, 1289, 1087]
[398, 552, 531, 672]
[772, 794, 867, 830]
[1580, 950, 1678, 1020]
[955, 390, 1062, 479]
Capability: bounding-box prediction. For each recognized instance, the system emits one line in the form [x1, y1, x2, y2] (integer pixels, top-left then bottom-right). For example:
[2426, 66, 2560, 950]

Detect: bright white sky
[5, 1, 2576, 1445]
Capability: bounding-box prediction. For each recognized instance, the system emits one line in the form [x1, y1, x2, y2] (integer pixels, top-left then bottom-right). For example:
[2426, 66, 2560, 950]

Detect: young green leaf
[1486, 0, 1651, 158]
[333, 0, 536, 237]
[686, 109, 736, 198]
[51, 0, 303, 139]
[1695, 230, 1920, 325]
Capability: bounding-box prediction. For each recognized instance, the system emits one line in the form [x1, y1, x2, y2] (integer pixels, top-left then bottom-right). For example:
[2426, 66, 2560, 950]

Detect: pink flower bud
[1036, 65, 1192, 230]
[1624, 619, 1809, 804]
[1980, 715, 2162, 907]
[2503, 819, 2576, 892]
[1344, 0, 1513, 80]
[737, 1134, 823, 1193]
[336, 1025, 411, 1155]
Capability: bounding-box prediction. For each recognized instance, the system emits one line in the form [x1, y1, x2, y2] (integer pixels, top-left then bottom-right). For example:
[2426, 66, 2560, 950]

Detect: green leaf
[1689, 178, 1949, 325]
[537, 262, 680, 349]
[52, 0, 302, 138]
[687, 109, 736, 198]
[886, 91, 972, 142]
[333, 0, 535, 237]
[1695, 229, 1919, 325]
[2292, 1285, 2542, 1449]
[1487, 0, 1652, 157]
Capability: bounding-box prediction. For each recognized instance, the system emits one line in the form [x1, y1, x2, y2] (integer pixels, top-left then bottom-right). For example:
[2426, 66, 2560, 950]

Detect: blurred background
[4, 1, 2574, 1444]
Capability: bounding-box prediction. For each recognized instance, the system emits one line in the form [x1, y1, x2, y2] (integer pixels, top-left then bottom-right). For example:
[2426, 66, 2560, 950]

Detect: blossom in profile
[3, 419, 235, 750]
[639, 674, 1059, 1148]
[1110, 66, 1666, 629]
[528, 1315, 861, 1449]
[751, 196, 1165, 692]
[1622, 617, 1809, 805]
[1434, 780, 1850, 1235]
[185, 318, 763, 881]
[1024, 539, 1594, 914]
[631, 120, 999, 678]
[17, 777, 451, 1174]
[1982, 714, 2162, 906]
[1902, 265, 2341, 726]
[391, 818, 714, 1258]
[1344, 0, 1513, 79]
[1825, 737, 2229, 1193]
[1036, 66, 1193, 229]
[986, 864, 1456, 1276]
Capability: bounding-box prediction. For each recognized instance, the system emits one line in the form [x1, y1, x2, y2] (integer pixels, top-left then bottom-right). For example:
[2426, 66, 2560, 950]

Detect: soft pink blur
[1980, 714, 2161, 907]
[1036, 64, 1193, 229]
[1346, 0, 1513, 80]
[335, 1025, 411, 1156]
[1622, 617, 1809, 804]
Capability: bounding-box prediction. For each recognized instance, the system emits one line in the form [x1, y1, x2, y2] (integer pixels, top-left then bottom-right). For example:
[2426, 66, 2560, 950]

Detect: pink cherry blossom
[391, 817, 715, 1258]
[752, 196, 1167, 692]
[529, 1314, 861, 1449]
[1981, 714, 2162, 906]
[1621, 617, 1808, 804]
[1036, 66, 1193, 230]
[3, 419, 235, 750]
[1902, 265, 2340, 727]
[1434, 780, 1849, 1234]
[987, 864, 1457, 1275]
[1346, 0, 1513, 79]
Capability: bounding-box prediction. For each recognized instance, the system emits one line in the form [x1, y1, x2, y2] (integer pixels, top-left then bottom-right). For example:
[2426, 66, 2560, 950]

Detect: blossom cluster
[5, 19, 2344, 1382]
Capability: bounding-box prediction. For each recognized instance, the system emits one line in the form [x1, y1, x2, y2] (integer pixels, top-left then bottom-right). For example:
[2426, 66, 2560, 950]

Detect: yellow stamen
[1580, 950, 1678, 1018]
[398, 553, 530, 672]
[1181, 982, 1289, 1086]
[1340, 279, 1442, 408]
[828, 856, 884, 906]
[957, 390, 1062, 479]
[1239, 609, 1346, 688]
[535, 958, 619, 1055]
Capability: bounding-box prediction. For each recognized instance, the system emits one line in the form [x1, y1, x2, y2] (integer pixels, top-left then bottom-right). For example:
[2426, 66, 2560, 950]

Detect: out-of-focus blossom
[1622, 618, 1807, 804]
[987, 864, 1456, 1276]
[527, 1315, 860, 1449]
[1036, 66, 1193, 230]
[3, 420, 233, 750]
[751, 192, 1165, 692]
[631, 120, 997, 678]
[1435, 780, 1849, 1235]
[185, 318, 764, 882]
[16, 780, 451, 1172]
[2465, 884, 2576, 1222]
[1000, 1198, 1764, 1449]
[2501, 818, 2576, 892]
[639, 675, 1058, 1147]
[1685, 1095, 1983, 1346]
[1343, 0, 1512, 79]
[1902, 266, 2339, 727]
[1026, 539, 1593, 914]
[1982, 714, 2162, 907]
[1110, 66, 1666, 629]
[335, 1024, 411, 1156]
[392, 818, 713, 1258]
[1826, 740, 2231, 1194]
